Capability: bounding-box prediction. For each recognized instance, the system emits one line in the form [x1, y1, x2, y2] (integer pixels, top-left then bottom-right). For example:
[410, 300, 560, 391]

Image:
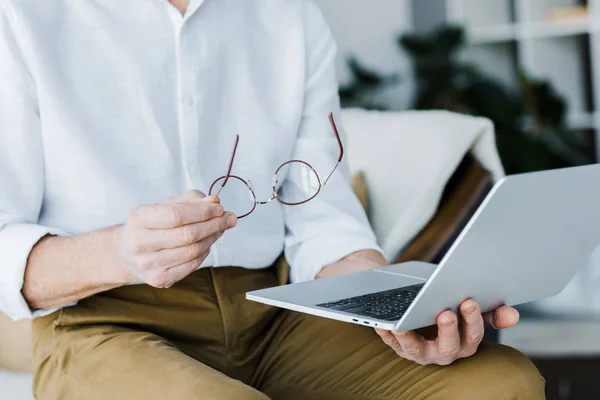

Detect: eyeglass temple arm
[322, 112, 344, 186]
[215, 134, 239, 198]
[329, 112, 344, 162]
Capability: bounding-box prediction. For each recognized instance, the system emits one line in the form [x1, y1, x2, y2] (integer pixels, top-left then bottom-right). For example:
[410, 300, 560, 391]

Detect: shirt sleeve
[0, 7, 69, 320]
[283, 1, 386, 284]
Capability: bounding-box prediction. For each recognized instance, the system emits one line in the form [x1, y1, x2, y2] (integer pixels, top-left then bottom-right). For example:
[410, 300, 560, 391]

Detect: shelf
[566, 112, 600, 131]
[458, 0, 515, 29]
[426, 0, 600, 161]
[467, 19, 594, 44]
[528, 0, 590, 23]
[528, 18, 592, 38]
[568, 111, 596, 129]
[468, 24, 518, 44]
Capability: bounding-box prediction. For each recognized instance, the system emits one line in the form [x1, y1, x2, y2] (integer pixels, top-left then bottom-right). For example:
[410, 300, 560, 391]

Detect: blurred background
[315, 1, 600, 399]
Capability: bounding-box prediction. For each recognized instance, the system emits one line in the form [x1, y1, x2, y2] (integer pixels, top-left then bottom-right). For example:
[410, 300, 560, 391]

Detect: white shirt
[0, 0, 382, 320]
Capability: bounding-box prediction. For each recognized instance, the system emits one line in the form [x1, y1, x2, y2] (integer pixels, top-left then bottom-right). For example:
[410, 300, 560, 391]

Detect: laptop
[247, 164, 600, 332]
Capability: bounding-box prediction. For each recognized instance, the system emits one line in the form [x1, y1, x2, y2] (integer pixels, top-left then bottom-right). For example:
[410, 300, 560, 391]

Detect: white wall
[314, 0, 415, 110]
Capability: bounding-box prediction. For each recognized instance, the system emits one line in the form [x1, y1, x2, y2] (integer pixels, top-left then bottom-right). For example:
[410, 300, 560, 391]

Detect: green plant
[340, 24, 594, 174]
[339, 57, 399, 111]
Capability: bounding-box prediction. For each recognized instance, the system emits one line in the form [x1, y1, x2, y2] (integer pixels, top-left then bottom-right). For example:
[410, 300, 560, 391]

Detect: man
[0, 0, 544, 398]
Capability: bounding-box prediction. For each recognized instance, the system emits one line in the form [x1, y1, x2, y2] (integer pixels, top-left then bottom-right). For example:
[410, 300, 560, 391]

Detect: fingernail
[442, 319, 454, 328]
[466, 304, 477, 315]
[439, 312, 456, 327]
[227, 213, 237, 228]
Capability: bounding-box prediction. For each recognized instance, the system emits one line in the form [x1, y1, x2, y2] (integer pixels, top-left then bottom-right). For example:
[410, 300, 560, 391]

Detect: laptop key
[317, 284, 425, 321]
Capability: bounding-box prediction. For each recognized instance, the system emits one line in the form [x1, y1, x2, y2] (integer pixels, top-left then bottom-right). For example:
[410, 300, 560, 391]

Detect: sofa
[0, 109, 504, 398]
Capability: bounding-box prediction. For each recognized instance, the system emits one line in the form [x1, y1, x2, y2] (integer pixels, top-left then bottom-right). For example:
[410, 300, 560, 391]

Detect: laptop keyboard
[316, 284, 425, 321]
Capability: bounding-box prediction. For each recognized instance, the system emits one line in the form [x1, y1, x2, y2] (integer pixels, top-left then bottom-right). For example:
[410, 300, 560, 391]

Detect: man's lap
[32, 317, 267, 400]
[256, 312, 545, 400]
[31, 267, 545, 399]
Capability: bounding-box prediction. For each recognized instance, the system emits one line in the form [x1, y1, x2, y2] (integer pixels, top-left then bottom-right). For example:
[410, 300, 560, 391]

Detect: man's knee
[445, 342, 546, 399]
[34, 357, 271, 400]
[33, 322, 272, 400]
[487, 343, 546, 399]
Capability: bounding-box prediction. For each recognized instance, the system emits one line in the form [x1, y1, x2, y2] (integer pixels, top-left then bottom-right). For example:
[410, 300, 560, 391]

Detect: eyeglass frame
[209, 112, 344, 219]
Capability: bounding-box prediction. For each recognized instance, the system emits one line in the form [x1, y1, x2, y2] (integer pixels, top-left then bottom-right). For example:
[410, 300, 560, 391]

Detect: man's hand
[317, 251, 520, 366]
[22, 190, 237, 311]
[375, 301, 519, 365]
[115, 190, 237, 288]
[316, 249, 388, 279]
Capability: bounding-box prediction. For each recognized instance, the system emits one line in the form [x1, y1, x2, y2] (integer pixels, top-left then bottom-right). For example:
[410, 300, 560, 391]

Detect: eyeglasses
[209, 112, 344, 219]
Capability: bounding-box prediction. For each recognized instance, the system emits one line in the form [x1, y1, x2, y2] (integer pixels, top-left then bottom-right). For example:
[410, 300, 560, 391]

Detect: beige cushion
[351, 170, 369, 214]
[0, 312, 32, 372]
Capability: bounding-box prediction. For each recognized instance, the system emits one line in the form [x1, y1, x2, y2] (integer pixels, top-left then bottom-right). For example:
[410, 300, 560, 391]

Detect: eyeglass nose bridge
[249, 179, 277, 205]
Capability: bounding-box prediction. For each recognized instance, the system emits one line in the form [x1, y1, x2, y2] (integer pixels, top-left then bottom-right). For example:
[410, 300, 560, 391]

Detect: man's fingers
[129, 211, 236, 253]
[146, 251, 209, 288]
[483, 306, 519, 330]
[376, 329, 404, 354]
[181, 190, 207, 200]
[153, 214, 234, 250]
[158, 196, 179, 205]
[435, 311, 461, 362]
[139, 232, 222, 270]
[131, 202, 225, 229]
[393, 330, 428, 360]
[180, 190, 220, 204]
[459, 300, 485, 354]
[164, 250, 211, 287]
[130, 213, 233, 252]
[159, 190, 216, 205]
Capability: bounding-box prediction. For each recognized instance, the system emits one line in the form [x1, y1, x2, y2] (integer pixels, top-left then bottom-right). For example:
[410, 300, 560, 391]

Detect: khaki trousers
[32, 265, 545, 400]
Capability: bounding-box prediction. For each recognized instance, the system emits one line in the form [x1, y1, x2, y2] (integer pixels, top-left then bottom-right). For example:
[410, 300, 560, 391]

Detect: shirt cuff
[287, 234, 386, 284]
[0, 222, 69, 320]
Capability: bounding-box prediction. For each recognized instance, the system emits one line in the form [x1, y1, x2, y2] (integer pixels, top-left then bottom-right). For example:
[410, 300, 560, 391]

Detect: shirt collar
[160, 0, 206, 21]
[185, 0, 205, 21]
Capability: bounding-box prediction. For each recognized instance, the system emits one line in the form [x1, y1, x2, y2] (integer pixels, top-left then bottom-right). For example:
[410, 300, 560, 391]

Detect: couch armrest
[0, 312, 32, 372]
